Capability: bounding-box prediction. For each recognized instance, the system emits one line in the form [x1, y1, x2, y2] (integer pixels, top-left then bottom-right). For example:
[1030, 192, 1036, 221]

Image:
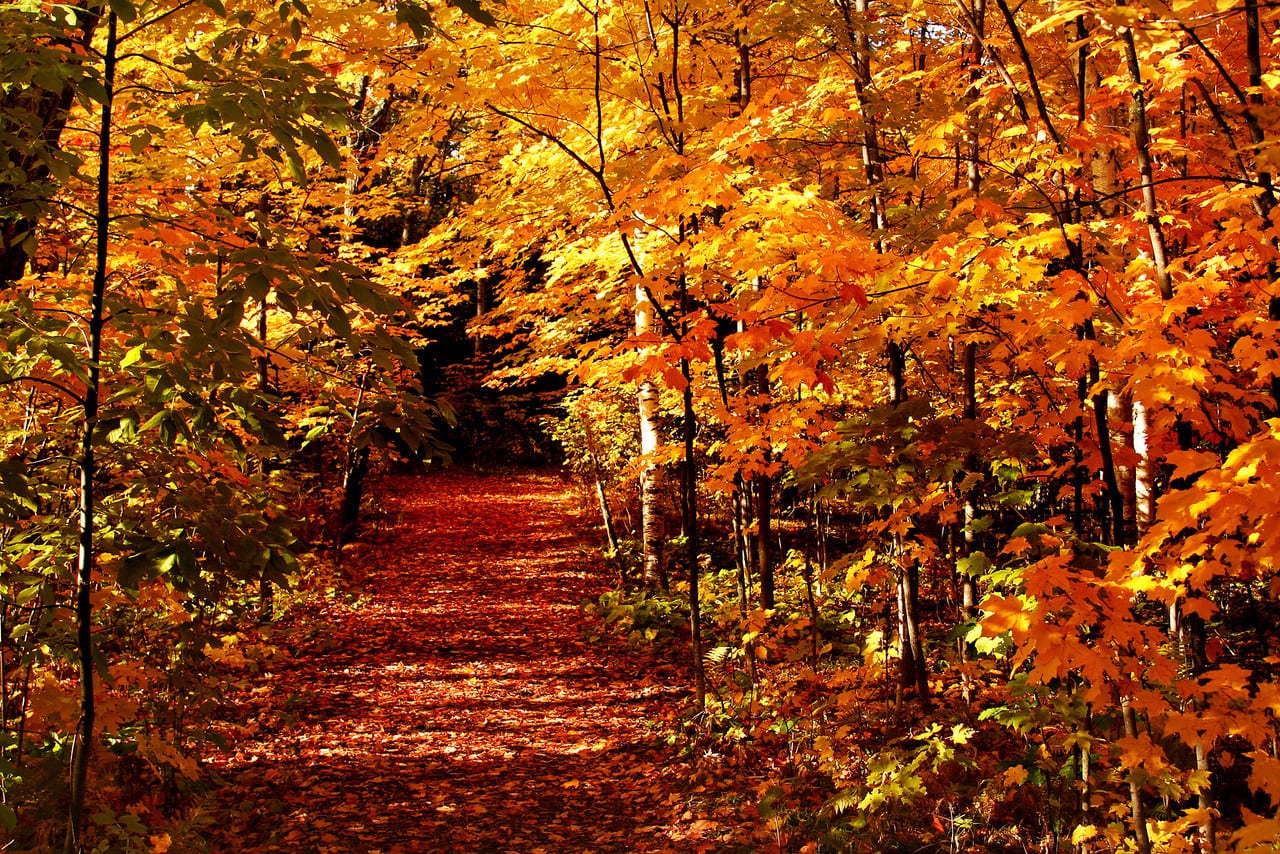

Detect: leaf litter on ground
[196, 469, 719, 853]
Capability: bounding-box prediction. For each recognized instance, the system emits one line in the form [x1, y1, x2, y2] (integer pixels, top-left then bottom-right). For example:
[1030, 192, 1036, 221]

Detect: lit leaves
[172, 27, 350, 184]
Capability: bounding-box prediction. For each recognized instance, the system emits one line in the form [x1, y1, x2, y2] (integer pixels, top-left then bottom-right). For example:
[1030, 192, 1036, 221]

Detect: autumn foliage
[4, 0, 1280, 849]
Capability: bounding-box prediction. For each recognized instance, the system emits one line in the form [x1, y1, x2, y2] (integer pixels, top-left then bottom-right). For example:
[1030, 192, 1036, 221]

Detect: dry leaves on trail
[200, 469, 701, 853]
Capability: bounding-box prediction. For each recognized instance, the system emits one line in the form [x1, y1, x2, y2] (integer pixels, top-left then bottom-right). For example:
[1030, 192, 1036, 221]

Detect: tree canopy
[3, 0, 1280, 849]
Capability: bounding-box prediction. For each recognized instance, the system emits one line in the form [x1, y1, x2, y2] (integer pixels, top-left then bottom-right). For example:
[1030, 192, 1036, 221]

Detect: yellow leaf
[1070, 825, 1098, 845]
[981, 594, 1031, 636]
[1230, 812, 1280, 852]
[1165, 450, 1219, 483]
[1003, 766, 1029, 786]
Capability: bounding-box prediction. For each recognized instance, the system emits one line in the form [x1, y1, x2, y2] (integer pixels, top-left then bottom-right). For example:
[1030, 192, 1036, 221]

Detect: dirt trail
[204, 470, 695, 853]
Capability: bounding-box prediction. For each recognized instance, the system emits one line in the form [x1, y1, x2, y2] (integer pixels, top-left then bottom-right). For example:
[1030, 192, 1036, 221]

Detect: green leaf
[44, 341, 89, 382]
[78, 75, 110, 106]
[300, 125, 341, 167]
[120, 344, 145, 368]
[395, 1, 434, 37]
[118, 814, 147, 834]
[244, 272, 271, 302]
[108, 0, 137, 23]
[128, 130, 150, 156]
[106, 414, 138, 443]
[284, 146, 307, 186]
[447, 0, 496, 26]
[49, 3, 78, 25]
[957, 551, 992, 578]
[0, 463, 38, 513]
[159, 416, 178, 446]
[328, 308, 351, 340]
[963, 515, 994, 534]
[139, 410, 169, 432]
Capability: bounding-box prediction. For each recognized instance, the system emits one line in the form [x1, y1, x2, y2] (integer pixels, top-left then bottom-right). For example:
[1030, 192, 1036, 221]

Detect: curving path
[202, 470, 695, 853]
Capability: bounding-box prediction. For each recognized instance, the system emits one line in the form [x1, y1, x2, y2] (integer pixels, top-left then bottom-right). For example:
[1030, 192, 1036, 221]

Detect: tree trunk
[751, 367, 773, 612]
[1091, 382, 1126, 546]
[1113, 391, 1137, 546]
[1, 13, 100, 287]
[1121, 697, 1153, 854]
[902, 563, 928, 701]
[963, 0, 985, 197]
[711, 337, 758, 686]
[681, 354, 705, 712]
[66, 12, 116, 852]
[959, 5, 984, 678]
[636, 286, 667, 589]
[594, 478, 620, 557]
[896, 574, 917, 690]
[1119, 6, 1172, 299]
[959, 341, 980, 703]
[256, 194, 274, 620]
[579, 416, 621, 575]
[961, 341, 980, 620]
[887, 341, 928, 701]
[1077, 707, 1094, 853]
[750, 282, 773, 609]
[1131, 398, 1155, 532]
[803, 497, 822, 667]
[754, 465, 774, 610]
[339, 445, 371, 546]
[848, 0, 886, 241]
[1082, 318, 1126, 545]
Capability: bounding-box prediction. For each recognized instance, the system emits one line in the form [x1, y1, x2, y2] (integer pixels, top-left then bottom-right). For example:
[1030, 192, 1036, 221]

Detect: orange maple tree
[5, 0, 1280, 850]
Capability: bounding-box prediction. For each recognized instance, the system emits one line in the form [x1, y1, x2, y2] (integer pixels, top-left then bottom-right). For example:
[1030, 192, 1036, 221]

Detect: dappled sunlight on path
[204, 470, 694, 853]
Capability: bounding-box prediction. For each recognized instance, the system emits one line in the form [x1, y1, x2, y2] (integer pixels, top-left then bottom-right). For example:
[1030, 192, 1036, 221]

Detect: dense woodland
[3, 0, 1280, 849]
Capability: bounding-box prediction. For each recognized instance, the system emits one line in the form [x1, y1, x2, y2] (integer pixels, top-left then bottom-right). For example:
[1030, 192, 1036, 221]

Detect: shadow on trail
[204, 470, 692, 854]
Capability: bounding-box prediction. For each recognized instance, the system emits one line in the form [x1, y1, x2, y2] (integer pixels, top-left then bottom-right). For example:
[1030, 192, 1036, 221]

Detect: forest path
[202, 469, 696, 853]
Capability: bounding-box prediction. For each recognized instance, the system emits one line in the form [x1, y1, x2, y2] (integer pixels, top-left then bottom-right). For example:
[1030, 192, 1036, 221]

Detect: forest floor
[196, 469, 709, 853]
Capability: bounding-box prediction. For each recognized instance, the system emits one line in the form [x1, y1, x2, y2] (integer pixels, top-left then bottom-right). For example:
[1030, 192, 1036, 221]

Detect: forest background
[3, 0, 1280, 850]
